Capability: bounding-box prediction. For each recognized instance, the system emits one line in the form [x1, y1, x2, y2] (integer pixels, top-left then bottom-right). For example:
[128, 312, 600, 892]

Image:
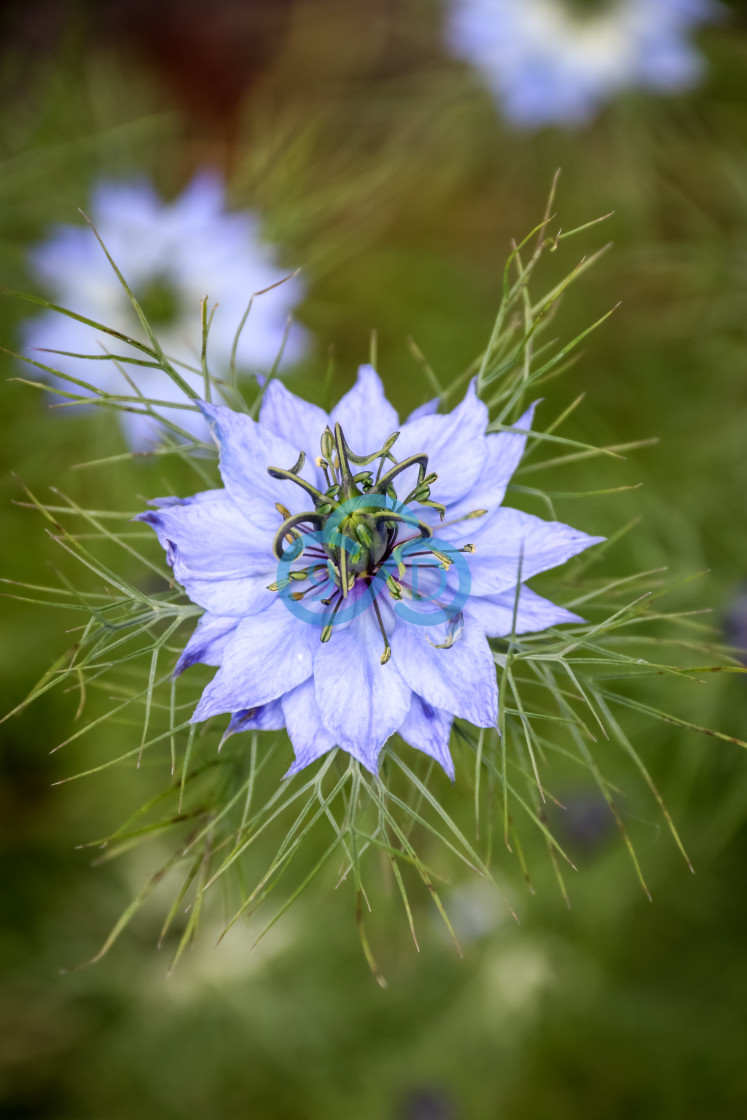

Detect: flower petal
[136, 490, 267, 568]
[174, 613, 240, 676]
[395, 378, 488, 504]
[135, 491, 275, 616]
[314, 611, 411, 773]
[405, 398, 439, 423]
[390, 612, 497, 727]
[259, 379, 329, 459]
[398, 694, 455, 779]
[467, 584, 584, 638]
[281, 678, 338, 775]
[200, 402, 318, 531]
[224, 701, 286, 738]
[467, 508, 605, 597]
[191, 601, 315, 721]
[440, 402, 537, 531]
[329, 364, 399, 454]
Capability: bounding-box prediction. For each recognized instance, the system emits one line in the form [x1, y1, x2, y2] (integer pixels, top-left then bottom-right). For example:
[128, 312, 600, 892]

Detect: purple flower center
[266, 422, 479, 663]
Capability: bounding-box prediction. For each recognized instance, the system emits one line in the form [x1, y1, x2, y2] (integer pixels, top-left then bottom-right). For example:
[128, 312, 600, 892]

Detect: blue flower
[136, 368, 603, 777]
[447, 0, 720, 128]
[23, 172, 306, 448]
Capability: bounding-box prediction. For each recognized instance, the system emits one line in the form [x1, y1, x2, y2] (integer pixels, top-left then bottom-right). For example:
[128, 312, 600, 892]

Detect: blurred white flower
[23, 173, 307, 448]
[447, 0, 720, 128]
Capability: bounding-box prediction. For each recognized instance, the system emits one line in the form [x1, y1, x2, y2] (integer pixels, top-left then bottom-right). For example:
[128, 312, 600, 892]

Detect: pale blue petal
[390, 612, 497, 727]
[281, 678, 338, 775]
[467, 508, 605, 598]
[25, 174, 307, 452]
[259, 378, 329, 453]
[224, 701, 286, 737]
[191, 601, 315, 721]
[405, 398, 439, 423]
[134, 491, 275, 616]
[27, 225, 99, 290]
[200, 402, 318, 531]
[441, 403, 537, 531]
[395, 379, 488, 505]
[467, 585, 583, 638]
[447, 0, 716, 129]
[314, 611, 411, 773]
[169, 170, 225, 224]
[90, 178, 161, 225]
[398, 694, 455, 780]
[329, 364, 399, 455]
[135, 489, 268, 571]
[174, 613, 240, 676]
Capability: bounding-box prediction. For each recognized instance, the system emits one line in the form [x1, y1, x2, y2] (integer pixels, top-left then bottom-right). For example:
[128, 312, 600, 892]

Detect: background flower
[23, 172, 307, 447]
[447, 0, 720, 127]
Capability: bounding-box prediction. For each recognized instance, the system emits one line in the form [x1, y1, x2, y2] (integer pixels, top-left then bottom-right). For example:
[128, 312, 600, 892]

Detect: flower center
[267, 423, 479, 662]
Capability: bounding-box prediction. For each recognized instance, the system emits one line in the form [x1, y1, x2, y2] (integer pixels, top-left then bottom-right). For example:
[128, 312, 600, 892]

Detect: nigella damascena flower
[23, 173, 306, 448]
[447, 0, 720, 128]
[136, 367, 603, 777]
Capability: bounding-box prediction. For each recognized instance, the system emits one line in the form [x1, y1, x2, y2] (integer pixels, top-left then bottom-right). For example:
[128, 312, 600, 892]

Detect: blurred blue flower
[23, 173, 306, 448]
[136, 367, 603, 776]
[447, 0, 720, 128]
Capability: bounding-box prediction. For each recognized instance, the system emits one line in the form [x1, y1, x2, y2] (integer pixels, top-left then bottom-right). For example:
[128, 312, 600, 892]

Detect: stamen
[315, 457, 333, 490]
[371, 596, 391, 665]
[320, 593, 345, 643]
[269, 418, 460, 654]
[267, 578, 290, 592]
[430, 549, 453, 569]
[428, 611, 464, 650]
[440, 509, 488, 529]
[290, 569, 329, 602]
[386, 574, 402, 600]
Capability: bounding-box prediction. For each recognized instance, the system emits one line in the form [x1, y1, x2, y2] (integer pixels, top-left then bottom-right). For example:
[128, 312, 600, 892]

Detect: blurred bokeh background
[2, 1, 747, 1116]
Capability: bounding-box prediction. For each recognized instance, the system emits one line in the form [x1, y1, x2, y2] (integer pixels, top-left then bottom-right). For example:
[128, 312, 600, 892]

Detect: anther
[320, 594, 345, 642]
[430, 548, 453, 568]
[386, 575, 402, 600]
[440, 508, 488, 530]
[372, 598, 391, 665]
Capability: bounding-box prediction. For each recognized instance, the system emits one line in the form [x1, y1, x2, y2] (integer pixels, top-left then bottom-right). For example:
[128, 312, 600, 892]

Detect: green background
[2, 2, 747, 1116]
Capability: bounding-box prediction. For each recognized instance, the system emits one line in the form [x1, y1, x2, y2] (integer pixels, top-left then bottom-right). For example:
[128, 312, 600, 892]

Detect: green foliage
[5, 182, 743, 982]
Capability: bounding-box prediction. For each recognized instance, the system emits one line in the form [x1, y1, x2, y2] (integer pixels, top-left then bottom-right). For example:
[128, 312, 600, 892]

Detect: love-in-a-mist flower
[23, 173, 306, 448]
[137, 367, 603, 777]
[447, 0, 719, 128]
